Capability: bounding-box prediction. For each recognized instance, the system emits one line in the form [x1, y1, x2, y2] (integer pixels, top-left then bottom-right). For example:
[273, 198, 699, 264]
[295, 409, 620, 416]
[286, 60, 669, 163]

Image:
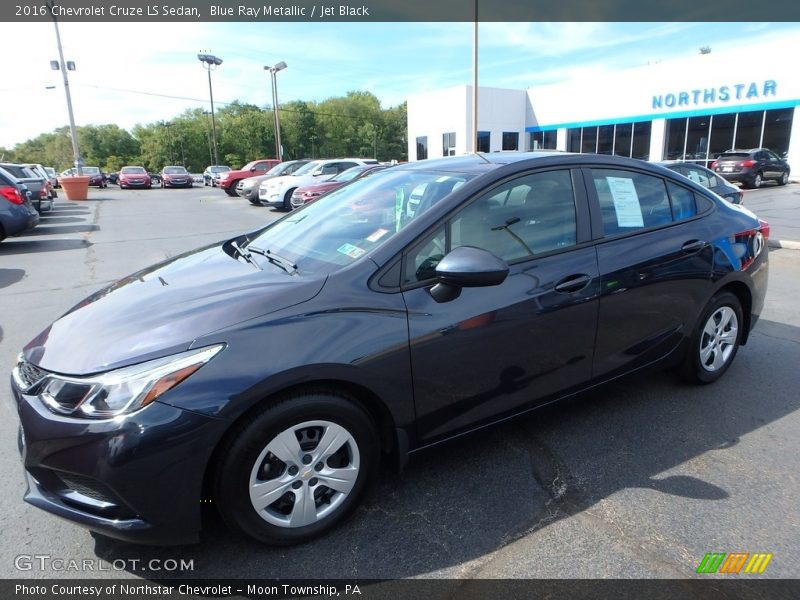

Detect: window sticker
[606, 176, 644, 227]
[337, 243, 366, 259]
[366, 228, 389, 243]
[687, 170, 702, 183]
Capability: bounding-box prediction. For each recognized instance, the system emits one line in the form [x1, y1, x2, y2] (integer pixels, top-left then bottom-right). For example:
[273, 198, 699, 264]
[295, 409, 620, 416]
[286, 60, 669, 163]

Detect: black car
[11, 153, 769, 546]
[712, 148, 790, 189]
[661, 162, 743, 204]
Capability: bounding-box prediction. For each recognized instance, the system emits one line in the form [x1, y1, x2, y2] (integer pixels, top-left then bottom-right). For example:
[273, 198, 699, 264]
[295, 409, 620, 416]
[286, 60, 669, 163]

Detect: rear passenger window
[591, 169, 672, 235]
[666, 182, 697, 220]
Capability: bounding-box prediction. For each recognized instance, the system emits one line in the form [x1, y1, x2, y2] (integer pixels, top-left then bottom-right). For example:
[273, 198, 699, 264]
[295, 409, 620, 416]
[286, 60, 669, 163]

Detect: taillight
[738, 191, 744, 203]
[741, 159, 756, 168]
[39, 188, 47, 199]
[710, 161, 718, 169]
[758, 218, 770, 239]
[0, 185, 24, 205]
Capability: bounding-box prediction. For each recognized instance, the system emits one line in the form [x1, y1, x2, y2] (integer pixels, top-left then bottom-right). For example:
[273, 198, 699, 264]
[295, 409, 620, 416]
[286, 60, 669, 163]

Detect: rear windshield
[717, 152, 750, 159]
[2, 165, 36, 179]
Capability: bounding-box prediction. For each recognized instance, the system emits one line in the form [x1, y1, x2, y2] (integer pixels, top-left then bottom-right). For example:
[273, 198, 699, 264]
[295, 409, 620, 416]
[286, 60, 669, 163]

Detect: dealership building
[407, 37, 799, 169]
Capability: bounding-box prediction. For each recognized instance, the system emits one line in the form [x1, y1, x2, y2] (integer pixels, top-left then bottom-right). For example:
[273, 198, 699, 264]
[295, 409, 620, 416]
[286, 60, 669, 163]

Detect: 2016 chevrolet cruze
[11, 153, 769, 546]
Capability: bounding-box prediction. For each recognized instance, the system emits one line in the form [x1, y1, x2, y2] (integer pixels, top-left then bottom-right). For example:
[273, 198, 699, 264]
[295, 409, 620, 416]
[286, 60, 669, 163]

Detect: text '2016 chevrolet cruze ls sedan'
[11, 153, 768, 546]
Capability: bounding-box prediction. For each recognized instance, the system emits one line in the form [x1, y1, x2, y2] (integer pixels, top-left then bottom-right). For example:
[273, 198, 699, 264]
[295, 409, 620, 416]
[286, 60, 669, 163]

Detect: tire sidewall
[685, 291, 743, 384]
[215, 394, 378, 545]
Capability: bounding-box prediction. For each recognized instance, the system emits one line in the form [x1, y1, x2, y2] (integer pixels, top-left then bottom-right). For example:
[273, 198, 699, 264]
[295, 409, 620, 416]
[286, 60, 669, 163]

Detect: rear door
[401, 168, 600, 444]
[585, 166, 715, 378]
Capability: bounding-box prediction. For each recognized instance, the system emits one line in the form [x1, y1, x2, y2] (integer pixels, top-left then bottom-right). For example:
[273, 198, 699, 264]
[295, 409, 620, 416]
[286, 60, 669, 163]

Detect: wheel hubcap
[249, 420, 360, 528]
[699, 307, 738, 372]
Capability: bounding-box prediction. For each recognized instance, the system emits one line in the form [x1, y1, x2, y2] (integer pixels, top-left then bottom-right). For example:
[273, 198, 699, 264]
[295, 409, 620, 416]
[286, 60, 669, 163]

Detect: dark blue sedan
[12, 153, 768, 546]
[0, 166, 39, 242]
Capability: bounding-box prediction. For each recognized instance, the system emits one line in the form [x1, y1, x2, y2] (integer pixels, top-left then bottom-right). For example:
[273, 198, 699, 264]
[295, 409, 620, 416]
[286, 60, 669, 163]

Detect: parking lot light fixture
[265, 61, 288, 160]
[46, 1, 83, 176]
[198, 53, 222, 166]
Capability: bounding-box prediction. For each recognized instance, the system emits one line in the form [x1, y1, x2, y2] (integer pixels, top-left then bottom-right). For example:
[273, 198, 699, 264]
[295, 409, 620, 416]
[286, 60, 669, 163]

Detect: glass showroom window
[416, 136, 428, 160]
[597, 125, 614, 154]
[443, 132, 456, 156]
[581, 127, 598, 153]
[735, 110, 763, 149]
[686, 116, 711, 162]
[567, 128, 582, 153]
[529, 130, 557, 150]
[502, 132, 519, 151]
[631, 121, 651, 160]
[709, 113, 735, 159]
[762, 108, 794, 156]
[614, 123, 633, 157]
[664, 118, 687, 160]
[477, 131, 491, 153]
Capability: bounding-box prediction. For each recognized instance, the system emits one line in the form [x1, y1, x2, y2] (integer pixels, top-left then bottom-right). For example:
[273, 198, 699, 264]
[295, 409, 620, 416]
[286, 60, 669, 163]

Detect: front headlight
[20, 345, 223, 419]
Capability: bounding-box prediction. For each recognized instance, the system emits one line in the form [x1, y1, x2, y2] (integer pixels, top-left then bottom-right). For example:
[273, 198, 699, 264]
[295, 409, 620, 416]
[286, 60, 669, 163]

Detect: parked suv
[236, 160, 312, 204]
[218, 160, 281, 197]
[712, 148, 790, 189]
[259, 158, 378, 209]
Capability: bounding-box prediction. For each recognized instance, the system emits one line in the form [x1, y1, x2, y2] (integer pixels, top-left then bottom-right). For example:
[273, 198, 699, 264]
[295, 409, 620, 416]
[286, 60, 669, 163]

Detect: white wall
[407, 86, 528, 160]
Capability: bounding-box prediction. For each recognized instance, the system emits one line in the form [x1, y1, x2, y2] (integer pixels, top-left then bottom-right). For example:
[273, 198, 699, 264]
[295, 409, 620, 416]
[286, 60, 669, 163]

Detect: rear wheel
[750, 172, 763, 189]
[214, 392, 379, 545]
[681, 291, 743, 384]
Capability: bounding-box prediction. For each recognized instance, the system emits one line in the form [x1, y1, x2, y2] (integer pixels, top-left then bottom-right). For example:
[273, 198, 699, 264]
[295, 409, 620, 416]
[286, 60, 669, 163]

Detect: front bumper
[13, 379, 228, 545]
[120, 180, 150, 188]
[164, 179, 192, 187]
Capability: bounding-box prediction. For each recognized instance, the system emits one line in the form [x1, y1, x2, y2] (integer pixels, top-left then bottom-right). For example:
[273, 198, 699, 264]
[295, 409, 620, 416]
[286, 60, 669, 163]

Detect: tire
[750, 172, 763, 189]
[283, 189, 296, 210]
[681, 291, 743, 384]
[225, 182, 239, 196]
[778, 170, 789, 186]
[214, 391, 379, 545]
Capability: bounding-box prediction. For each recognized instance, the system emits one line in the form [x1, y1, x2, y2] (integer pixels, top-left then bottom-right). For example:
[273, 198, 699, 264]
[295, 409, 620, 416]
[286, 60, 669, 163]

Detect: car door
[585, 166, 714, 378]
[400, 168, 600, 444]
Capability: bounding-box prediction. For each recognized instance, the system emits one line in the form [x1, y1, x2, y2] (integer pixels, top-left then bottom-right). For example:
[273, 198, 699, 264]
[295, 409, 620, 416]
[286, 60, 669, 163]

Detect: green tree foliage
[6, 91, 408, 171]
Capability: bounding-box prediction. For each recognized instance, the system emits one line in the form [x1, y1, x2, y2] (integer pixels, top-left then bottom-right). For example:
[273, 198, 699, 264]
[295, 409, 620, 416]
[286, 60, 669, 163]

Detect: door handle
[681, 240, 706, 253]
[554, 274, 592, 293]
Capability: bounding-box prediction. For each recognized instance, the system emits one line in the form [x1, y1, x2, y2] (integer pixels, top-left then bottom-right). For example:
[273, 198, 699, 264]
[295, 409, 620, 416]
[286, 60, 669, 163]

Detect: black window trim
[392, 167, 592, 292]
[581, 165, 717, 244]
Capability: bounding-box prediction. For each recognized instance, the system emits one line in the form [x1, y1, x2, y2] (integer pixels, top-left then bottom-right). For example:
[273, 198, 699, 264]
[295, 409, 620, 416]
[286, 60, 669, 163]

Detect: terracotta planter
[58, 176, 91, 201]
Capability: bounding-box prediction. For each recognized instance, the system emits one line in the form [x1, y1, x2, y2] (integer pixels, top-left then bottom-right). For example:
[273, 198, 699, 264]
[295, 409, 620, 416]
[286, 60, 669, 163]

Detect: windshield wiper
[246, 246, 298, 275]
[230, 240, 262, 270]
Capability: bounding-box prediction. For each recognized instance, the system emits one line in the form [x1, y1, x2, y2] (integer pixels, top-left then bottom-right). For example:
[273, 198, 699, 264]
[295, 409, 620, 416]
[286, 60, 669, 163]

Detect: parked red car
[217, 159, 280, 196]
[160, 166, 193, 188]
[118, 166, 152, 189]
[290, 165, 388, 209]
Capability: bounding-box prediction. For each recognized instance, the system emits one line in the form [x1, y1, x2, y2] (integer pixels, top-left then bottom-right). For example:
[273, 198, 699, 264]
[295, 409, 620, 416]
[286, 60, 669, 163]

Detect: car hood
[241, 174, 271, 187]
[23, 242, 325, 375]
[298, 181, 341, 195]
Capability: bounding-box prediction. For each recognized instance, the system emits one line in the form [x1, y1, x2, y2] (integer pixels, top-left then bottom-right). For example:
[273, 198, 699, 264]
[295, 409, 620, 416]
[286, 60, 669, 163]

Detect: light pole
[46, 1, 82, 175]
[203, 111, 214, 165]
[264, 61, 287, 160]
[163, 121, 175, 164]
[198, 53, 222, 165]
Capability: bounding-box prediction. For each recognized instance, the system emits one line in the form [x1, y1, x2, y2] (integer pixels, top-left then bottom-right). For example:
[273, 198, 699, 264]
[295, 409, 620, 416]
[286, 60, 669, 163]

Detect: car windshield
[83, 167, 100, 174]
[332, 166, 369, 183]
[291, 161, 324, 176]
[269, 161, 309, 176]
[121, 167, 146, 174]
[245, 169, 472, 276]
[210, 166, 230, 173]
[164, 167, 188, 174]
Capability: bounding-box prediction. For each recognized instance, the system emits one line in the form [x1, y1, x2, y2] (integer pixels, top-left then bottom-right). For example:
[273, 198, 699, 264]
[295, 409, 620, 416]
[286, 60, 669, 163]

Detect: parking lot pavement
[0, 187, 798, 580]
[741, 182, 800, 246]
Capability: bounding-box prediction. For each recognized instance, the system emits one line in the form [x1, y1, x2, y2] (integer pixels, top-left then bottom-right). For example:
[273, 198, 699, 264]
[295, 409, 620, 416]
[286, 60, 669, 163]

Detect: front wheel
[283, 189, 296, 210]
[681, 291, 743, 384]
[225, 182, 239, 196]
[778, 170, 789, 186]
[214, 392, 379, 545]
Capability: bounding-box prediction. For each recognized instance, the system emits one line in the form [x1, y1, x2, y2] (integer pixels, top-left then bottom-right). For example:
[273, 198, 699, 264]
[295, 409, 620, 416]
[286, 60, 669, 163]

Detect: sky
[1, 21, 800, 148]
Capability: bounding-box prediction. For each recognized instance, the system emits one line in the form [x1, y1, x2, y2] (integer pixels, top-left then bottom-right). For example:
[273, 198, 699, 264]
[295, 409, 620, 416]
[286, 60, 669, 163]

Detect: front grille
[16, 361, 47, 389]
[58, 473, 117, 504]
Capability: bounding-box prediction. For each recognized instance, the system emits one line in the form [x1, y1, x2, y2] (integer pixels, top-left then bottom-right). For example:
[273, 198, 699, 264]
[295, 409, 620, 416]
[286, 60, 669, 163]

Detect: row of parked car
[0, 162, 61, 242]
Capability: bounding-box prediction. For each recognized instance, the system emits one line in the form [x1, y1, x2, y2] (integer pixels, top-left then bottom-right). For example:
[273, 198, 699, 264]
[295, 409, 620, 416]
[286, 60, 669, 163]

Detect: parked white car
[258, 158, 377, 209]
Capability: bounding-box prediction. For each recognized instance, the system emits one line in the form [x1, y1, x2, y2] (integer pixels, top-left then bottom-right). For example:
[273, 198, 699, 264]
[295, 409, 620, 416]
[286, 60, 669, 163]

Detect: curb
[768, 239, 800, 250]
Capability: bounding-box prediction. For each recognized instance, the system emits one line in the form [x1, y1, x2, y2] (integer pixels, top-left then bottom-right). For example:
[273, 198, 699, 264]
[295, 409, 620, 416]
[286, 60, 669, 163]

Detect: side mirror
[430, 246, 509, 303]
[250, 166, 257, 172]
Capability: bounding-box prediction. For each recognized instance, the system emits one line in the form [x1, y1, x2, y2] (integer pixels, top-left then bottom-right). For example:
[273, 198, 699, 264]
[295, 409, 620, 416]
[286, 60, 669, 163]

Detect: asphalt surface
[0, 184, 798, 580]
